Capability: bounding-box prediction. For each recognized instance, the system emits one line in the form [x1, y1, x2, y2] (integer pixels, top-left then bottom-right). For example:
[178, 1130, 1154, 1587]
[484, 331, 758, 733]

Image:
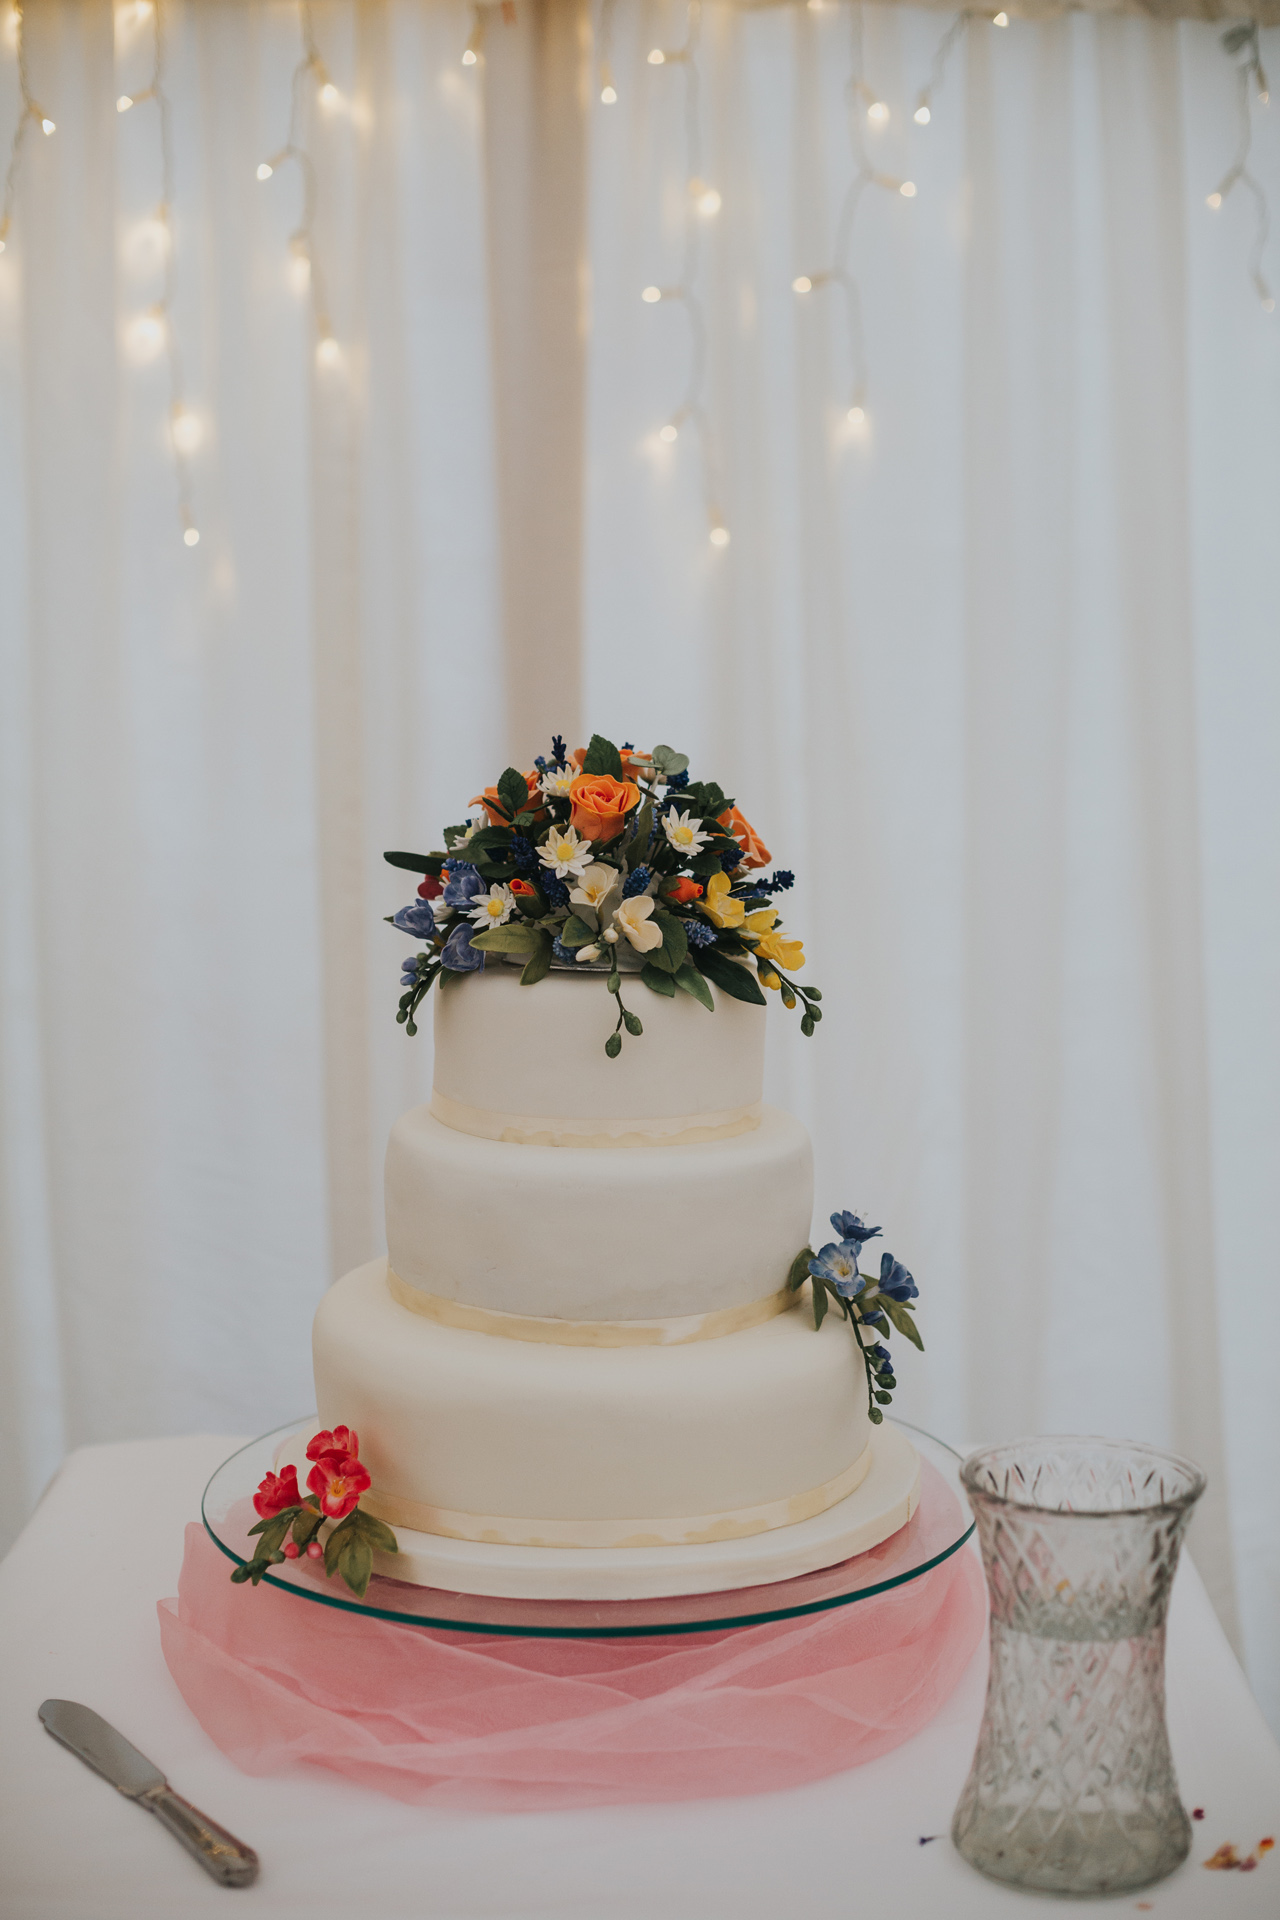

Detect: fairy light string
[597, 0, 618, 104]
[0, 1, 56, 258]
[1207, 19, 1273, 312]
[257, 1, 339, 365]
[642, 0, 730, 546]
[913, 10, 969, 127]
[792, 1, 917, 432]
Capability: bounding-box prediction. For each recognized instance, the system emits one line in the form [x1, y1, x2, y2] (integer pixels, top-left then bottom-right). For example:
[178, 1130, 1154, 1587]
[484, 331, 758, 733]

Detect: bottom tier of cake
[297, 1259, 920, 1598]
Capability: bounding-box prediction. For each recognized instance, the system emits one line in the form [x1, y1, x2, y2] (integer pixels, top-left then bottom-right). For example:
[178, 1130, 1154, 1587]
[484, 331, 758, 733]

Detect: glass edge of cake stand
[201, 1418, 975, 1641]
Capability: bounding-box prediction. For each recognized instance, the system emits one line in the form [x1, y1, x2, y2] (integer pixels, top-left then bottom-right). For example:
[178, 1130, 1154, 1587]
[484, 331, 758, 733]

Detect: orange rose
[718, 805, 771, 871]
[470, 770, 545, 828]
[664, 876, 704, 905]
[569, 773, 641, 842]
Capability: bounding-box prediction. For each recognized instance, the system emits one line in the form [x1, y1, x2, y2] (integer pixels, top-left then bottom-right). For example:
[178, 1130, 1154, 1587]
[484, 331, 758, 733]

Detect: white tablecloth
[1, 1435, 1277, 1919]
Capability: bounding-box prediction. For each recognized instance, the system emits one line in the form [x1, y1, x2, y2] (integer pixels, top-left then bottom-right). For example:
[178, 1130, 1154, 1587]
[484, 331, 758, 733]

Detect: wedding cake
[249, 738, 924, 1604]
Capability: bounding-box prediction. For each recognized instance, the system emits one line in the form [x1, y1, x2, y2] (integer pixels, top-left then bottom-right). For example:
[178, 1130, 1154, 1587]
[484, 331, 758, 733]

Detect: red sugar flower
[416, 874, 443, 900]
[510, 877, 537, 897]
[306, 1426, 359, 1463]
[253, 1463, 301, 1518]
[306, 1450, 371, 1520]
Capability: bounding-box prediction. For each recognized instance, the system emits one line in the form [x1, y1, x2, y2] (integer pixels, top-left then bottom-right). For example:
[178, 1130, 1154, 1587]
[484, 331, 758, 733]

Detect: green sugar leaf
[496, 766, 529, 820]
[520, 932, 554, 985]
[695, 948, 767, 1006]
[469, 924, 538, 953]
[672, 960, 713, 1010]
[787, 1247, 815, 1293]
[558, 915, 596, 948]
[582, 734, 624, 779]
[641, 964, 677, 997]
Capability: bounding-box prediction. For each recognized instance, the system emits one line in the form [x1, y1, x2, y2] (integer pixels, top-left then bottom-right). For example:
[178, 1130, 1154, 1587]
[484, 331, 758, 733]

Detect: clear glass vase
[952, 1435, 1205, 1898]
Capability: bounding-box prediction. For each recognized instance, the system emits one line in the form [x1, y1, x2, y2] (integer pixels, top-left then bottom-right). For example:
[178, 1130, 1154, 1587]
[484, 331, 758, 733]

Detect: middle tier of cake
[385, 1102, 812, 1323]
[313, 1258, 873, 1549]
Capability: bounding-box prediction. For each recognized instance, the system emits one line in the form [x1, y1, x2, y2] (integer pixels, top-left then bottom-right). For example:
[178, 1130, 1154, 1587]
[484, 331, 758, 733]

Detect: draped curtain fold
[1, 0, 1278, 1730]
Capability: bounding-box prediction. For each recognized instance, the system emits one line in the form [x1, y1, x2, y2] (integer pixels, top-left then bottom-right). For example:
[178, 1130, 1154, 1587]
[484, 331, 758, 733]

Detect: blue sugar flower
[665, 768, 690, 791]
[543, 875, 571, 909]
[510, 834, 537, 874]
[551, 937, 578, 964]
[867, 1343, 894, 1374]
[392, 898, 436, 940]
[622, 864, 652, 898]
[830, 1211, 881, 1248]
[878, 1254, 918, 1303]
[550, 734, 568, 767]
[685, 920, 717, 949]
[442, 862, 485, 909]
[400, 959, 420, 988]
[621, 741, 635, 751]
[721, 846, 744, 870]
[441, 923, 484, 972]
[808, 1241, 866, 1300]
[770, 869, 795, 891]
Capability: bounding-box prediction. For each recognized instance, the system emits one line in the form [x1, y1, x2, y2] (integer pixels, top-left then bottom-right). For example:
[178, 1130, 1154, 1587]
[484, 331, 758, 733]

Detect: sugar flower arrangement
[788, 1212, 923, 1425]
[233, 1426, 396, 1600]
[384, 734, 822, 1057]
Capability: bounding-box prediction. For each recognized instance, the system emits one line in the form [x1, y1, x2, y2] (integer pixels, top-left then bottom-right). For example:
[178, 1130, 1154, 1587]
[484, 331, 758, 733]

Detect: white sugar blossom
[570, 861, 622, 918]
[469, 883, 517, 929]
[575, 943, 602, 963]
[662, 808, 711, 860]
[611, 895, 664, 953]
[432, 899, 454, 923]
[538, 825, 593, 879]
[539, 764, 576, 799]
[454, 815, 483, 846]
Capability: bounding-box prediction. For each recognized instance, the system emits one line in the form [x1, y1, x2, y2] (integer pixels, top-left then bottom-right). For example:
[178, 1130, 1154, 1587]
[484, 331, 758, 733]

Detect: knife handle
[139, 1785, 259, 1887]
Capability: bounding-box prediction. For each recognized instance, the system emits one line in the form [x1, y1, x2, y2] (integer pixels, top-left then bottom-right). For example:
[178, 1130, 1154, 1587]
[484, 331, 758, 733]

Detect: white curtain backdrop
[1, 0, 1277, 1731]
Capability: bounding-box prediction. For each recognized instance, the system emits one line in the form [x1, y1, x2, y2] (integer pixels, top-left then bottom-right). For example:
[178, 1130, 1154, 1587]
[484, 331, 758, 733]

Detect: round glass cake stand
[202, 1418, 973, 1640]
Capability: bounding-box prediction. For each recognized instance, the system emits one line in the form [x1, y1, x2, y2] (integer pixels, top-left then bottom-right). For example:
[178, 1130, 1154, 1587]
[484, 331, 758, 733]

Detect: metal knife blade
[39, 1700, 259, 1887]
[39, 1699, 166, 1796]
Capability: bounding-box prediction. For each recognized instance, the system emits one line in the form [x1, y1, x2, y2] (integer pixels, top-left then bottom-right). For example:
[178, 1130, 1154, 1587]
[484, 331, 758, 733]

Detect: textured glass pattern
[953, 1436, 1205, 1897]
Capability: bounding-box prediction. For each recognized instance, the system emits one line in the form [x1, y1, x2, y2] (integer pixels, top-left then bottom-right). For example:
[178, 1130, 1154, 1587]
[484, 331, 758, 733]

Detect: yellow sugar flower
[759, 968, 781, 990]
[700, 870, 745, 929]
[755, 927, 805, 972]
[744, 907, 780, 937]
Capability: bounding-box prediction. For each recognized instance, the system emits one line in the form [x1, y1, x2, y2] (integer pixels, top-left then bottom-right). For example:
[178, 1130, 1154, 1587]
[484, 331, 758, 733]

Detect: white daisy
[662, 808, 711, 860]
[611, 895, 664, 953]
[538, 825, 593, 880]
[468, 883, 517, 929]
[539, 764, 576, 799]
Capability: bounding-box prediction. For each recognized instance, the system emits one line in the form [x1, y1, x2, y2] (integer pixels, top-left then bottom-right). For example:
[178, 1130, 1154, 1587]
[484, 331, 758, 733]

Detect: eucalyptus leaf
[469, 924, 538, 953]
[641, 963, 677, 997]
[787, 1246, 815, 1293]
[672, 960, 713, 1010]
[520, 932, 554, 986]
[695, 948, 767, 1006]
[582, 734, 624, 779]
[651, 744, 689, 777]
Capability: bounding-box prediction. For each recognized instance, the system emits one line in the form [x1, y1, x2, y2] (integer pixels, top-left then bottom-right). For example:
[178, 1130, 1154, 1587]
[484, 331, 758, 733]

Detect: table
[2, 1434, 1277, 1919]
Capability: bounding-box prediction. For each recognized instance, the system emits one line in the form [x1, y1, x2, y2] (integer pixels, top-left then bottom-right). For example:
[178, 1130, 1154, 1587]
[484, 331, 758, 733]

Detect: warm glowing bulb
[134, 0, 152, 18]
[867, 101, 889, 124]
[127, 309, 166, 362]
[316, 334, 341, 367]
[993, 10, 1009, 23]
[641, 284, 662, 303]
[172, 409, 202, 453]
[648, 48, 665, 65]
[914, 103, 931, 124]
[899, 180, 917, 198]
[1261, 90, 1270, 106]
[461, 46, 477, 64]
[792, 275, 813, 293]
[0, 238, 6, 255]
[117, 94, 134, 113]
[659, 423, 678, 443]
[697, 186, 721, 216]
[319, 81, 338, 104]
[257, 161, 273, 180]
[601, 84, 617, 103]
[1206, 192, 1222, 209]
[709, 524, 730, 548]
[848, 404, 865, 424]
[1264, 297, 1276, 313]
[183, 526, 200, 547]
[41, 118, 55, 135]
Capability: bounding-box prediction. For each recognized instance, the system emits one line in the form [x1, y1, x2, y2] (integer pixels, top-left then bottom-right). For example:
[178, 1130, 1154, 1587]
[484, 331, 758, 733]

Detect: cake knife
[38, 1699, 259, 1888]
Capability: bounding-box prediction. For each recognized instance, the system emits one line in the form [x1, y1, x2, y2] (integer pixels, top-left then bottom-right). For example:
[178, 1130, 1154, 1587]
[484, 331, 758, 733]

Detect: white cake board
[275, 1424, 921, 1602]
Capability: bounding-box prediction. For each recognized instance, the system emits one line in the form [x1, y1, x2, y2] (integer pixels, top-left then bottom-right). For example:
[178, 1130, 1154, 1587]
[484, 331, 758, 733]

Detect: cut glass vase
[952, 1435, 1205, 1898]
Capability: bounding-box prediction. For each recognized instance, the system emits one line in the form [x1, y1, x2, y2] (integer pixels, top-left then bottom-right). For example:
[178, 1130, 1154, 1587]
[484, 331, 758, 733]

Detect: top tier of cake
[430, 964, 766, 1147]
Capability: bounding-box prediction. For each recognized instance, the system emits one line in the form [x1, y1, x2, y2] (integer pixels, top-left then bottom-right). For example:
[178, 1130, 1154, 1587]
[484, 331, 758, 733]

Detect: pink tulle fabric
[159, 1505, 985, 1811]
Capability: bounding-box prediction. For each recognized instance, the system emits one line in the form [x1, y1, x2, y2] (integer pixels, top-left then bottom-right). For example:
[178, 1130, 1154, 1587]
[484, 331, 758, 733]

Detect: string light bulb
[993, 11, 1009, 25]
[641, 284, 663, 303]
[461, 13, 484, 67]
[319, 81, 338, 105]
[647, 48, 665, 65]
[171, 406, 202, 453]
[899, 180, 917, 198]
[117, 94, 134, 113]
[689, 179, 721, 217]
[41, 116, 55, 135]
[127, 304, 166, 361]
[461, 46, 477, 64]
[659, 422, 678, 443]
[914, 101, 931, 125]
[256, 160, 273, 180]
[792, 275, 813, 293]
[599, 59, 617, 104]
[1206, 191, 1223, 209]
[183, 525, 200, 547]
[316, 331, 341, 368]
[709, 520, 730, 548]
[867, 100, 889, 124]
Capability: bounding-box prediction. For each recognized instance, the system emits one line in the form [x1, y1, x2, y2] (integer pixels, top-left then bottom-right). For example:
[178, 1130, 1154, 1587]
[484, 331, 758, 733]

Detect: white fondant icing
[385, 1105, 813, 1321]
[385, 1267, 793, 1346]
[427, 1087, 763, 1147]
[313, 1260, 871, 1529]
[432, 966, 765, 1126]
